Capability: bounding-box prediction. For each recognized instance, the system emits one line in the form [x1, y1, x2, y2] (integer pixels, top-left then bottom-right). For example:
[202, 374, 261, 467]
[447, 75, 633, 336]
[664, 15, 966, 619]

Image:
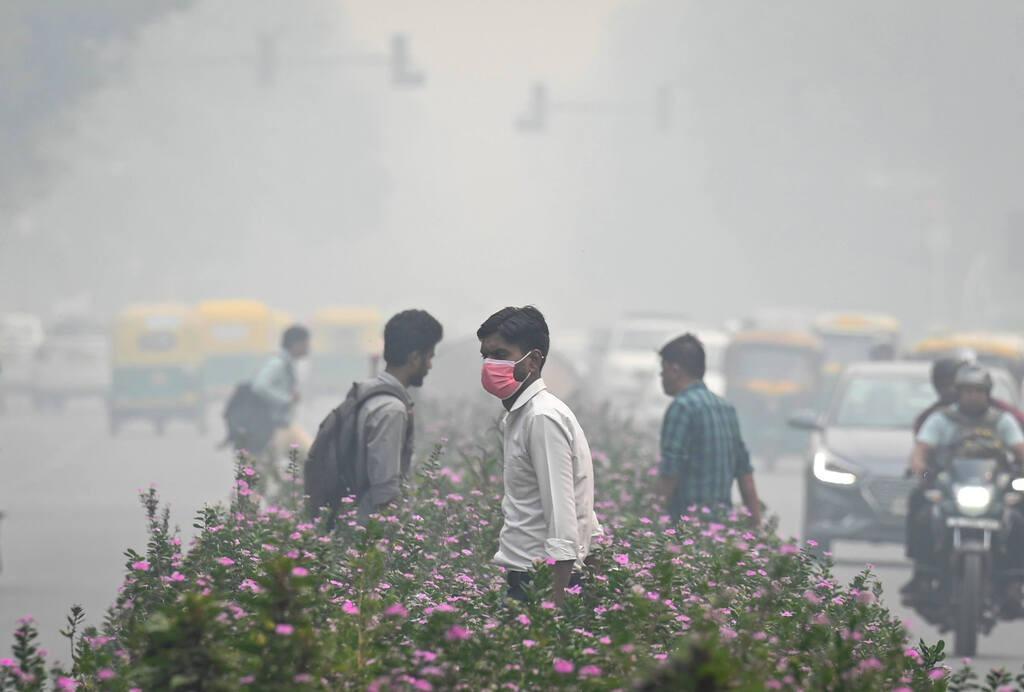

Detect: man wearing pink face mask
[478, 306, 602, 606]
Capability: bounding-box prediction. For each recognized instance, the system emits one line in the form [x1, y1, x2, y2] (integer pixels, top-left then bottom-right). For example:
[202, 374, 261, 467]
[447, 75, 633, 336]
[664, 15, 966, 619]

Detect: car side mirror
[788, 409, 823, 431]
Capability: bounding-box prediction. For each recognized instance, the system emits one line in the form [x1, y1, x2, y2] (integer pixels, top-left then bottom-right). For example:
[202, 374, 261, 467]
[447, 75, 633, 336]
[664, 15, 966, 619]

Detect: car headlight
[812, 450, 858, 486]
[955, 486, 992, 514]
[1012, 478, 1024, 492]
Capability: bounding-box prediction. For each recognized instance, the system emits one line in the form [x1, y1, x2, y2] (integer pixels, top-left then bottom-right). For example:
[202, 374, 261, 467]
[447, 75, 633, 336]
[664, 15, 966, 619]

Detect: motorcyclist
[902, 364, 1024, 614]
[913, 356, 1024, 436]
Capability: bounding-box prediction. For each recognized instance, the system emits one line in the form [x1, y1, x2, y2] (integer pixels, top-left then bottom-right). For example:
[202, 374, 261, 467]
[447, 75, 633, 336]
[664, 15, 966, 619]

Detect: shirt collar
[675, 380, 706, 398]
[508, 378, 547, 413]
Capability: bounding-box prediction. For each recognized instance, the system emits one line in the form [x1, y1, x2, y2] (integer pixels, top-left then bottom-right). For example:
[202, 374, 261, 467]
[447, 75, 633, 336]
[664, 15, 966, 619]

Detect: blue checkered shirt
[659, 381, 753, 517]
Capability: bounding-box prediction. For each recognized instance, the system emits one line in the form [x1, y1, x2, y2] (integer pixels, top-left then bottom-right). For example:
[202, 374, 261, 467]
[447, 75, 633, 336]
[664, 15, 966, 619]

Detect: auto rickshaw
[724, 330, 823, 467]
[309, 307, 382, 397]
[909, 332, 1024, 385]
[196, 300, 278, 399]
[109, 303, 205, 435]
[813, 312, 900, 403]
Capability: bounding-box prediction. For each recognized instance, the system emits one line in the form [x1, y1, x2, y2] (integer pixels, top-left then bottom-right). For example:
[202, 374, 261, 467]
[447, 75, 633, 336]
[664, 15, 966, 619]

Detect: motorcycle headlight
[812, 450, 858, 486]
[1012, 478, 1024, 492]
[955, 486, 992, 514]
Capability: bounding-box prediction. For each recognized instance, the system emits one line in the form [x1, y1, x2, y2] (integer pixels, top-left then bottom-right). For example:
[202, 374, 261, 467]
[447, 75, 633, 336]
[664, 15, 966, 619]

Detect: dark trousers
[506, 570, 582, 602]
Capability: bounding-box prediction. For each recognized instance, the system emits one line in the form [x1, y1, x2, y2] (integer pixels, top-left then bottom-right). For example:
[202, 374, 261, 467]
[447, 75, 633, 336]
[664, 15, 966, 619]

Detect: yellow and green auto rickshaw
[196, 300, 277, 399]
[309, 307, 382, 397]
[910, 332, 1024, 385]
[108, 303, 205, 435]
[725, 330, 824, 466]
[813, 312, 901, 402]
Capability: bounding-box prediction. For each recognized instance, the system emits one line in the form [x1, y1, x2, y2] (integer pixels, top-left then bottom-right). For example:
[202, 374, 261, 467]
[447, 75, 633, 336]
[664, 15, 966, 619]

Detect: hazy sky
[5, 1, 1024, 335]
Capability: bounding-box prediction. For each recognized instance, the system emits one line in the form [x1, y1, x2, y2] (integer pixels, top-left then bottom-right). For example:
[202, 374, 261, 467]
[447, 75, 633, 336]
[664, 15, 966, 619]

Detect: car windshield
[820, 333, 879, 365]
[729, 345, 816, 385]
[832, 374, 935, 428]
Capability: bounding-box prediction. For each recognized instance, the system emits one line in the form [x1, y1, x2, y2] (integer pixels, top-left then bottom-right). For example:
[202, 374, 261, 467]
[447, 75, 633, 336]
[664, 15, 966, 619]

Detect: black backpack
[304, 380, 408, 525]
[221, 382, 275, 455]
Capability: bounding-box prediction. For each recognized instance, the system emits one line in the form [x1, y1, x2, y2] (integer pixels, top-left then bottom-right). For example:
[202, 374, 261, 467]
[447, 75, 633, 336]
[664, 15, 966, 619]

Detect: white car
[32, 318, 111, 409]
[599, 316, 729, 415]
[0, 313, 44, 394]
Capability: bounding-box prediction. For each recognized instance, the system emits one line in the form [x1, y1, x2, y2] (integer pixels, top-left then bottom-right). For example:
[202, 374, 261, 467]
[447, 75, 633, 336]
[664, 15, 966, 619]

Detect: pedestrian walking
[658, 333, 762, 524]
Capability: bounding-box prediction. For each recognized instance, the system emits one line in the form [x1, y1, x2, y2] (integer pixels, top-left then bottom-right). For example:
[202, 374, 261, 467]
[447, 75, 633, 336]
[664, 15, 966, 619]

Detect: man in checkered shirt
[657, 333, 763, 524]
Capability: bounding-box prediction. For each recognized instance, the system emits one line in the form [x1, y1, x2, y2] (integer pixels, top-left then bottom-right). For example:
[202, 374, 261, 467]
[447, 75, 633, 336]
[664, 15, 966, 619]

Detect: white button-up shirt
[493, 379, 601, 571]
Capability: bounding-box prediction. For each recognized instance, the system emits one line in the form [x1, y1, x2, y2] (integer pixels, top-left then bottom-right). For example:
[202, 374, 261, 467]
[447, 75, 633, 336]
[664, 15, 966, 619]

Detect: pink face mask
[481, 352, 532, 399]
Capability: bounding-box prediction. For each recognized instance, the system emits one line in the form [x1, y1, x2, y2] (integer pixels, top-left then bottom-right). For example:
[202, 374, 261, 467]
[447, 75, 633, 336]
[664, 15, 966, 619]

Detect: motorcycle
[908, 451, 1024, 656]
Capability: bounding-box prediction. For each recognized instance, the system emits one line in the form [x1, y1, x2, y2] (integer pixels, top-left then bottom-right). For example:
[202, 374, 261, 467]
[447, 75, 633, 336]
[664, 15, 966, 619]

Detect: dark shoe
[1001, 582, 1024, 619]
[900, 573, 930, 604]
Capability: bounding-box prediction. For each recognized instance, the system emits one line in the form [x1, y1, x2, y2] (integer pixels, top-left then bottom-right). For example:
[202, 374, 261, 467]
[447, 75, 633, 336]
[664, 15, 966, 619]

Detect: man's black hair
[659, 333, 706, 379]
[476, 306, 550, 360]
[282, 324, 310, 349]
[383, 309, 443, 367]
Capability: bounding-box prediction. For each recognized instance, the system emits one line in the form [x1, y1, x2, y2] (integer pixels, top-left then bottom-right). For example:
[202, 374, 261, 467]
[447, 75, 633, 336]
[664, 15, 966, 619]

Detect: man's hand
[737, 473, 762, 527]
[552, 560, 573, 608]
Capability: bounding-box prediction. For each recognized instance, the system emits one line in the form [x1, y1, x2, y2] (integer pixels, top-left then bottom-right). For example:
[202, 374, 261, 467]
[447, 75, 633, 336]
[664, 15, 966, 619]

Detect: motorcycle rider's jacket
[930, 405, 1009, 469]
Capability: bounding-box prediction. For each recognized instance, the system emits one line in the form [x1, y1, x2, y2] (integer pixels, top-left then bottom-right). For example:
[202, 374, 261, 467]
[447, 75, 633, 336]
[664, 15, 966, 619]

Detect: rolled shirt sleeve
[527, 413, 580, 563]
[659, 401, 691, 477]
[361, 402, 408, 510]
[916, 412, 945, 447]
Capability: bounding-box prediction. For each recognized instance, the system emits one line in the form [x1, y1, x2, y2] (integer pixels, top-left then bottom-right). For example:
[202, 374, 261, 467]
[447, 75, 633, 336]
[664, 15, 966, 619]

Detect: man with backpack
[305, 310, 442, 525]
[252, 324, 313, 462]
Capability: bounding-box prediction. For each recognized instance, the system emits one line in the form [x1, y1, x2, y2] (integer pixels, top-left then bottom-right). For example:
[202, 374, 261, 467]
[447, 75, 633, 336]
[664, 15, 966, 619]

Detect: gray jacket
[355, 371, 414, 519]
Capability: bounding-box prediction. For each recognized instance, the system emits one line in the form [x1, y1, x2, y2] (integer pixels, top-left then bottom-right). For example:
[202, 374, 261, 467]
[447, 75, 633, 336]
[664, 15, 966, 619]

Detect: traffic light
[516, 82, 547, 133]
[390, 34, 425, 88]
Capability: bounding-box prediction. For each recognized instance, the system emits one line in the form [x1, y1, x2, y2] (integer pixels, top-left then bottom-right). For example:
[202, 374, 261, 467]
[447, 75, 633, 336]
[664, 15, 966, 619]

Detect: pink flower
[275, 623, 294, 635]
[929, 669, 947, 681]
[131, 560, 150, 572]
[293, 673, 313, 683]
[384, 603, 408, 618]
[341, 600, 360, 615]
[598, 636, 612, 645]
[445, 625, 471, 641]
[97, 669, 116, 681]
[780, 611, 793, 618]
[613, 553, 630, 567]
[57, 678, 78, 691]
[239, 675, 255, 685]
[216, 557, 235, 567]
[523, 639, 537, 648]
[855, 590, 876, 605]
[540, 601, 556, 610]
[291, 567, 309, 577]
[1, 658, 15, 667]
[579, 665, 602, 678]
[169, 571, 186, 582]
[516, 614, 531, 627]
[553, 658, 575, 674]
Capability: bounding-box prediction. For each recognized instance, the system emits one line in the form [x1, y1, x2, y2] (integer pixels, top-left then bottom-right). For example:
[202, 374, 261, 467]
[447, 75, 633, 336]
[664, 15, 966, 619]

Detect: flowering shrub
[2, 402, 1022, 690]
